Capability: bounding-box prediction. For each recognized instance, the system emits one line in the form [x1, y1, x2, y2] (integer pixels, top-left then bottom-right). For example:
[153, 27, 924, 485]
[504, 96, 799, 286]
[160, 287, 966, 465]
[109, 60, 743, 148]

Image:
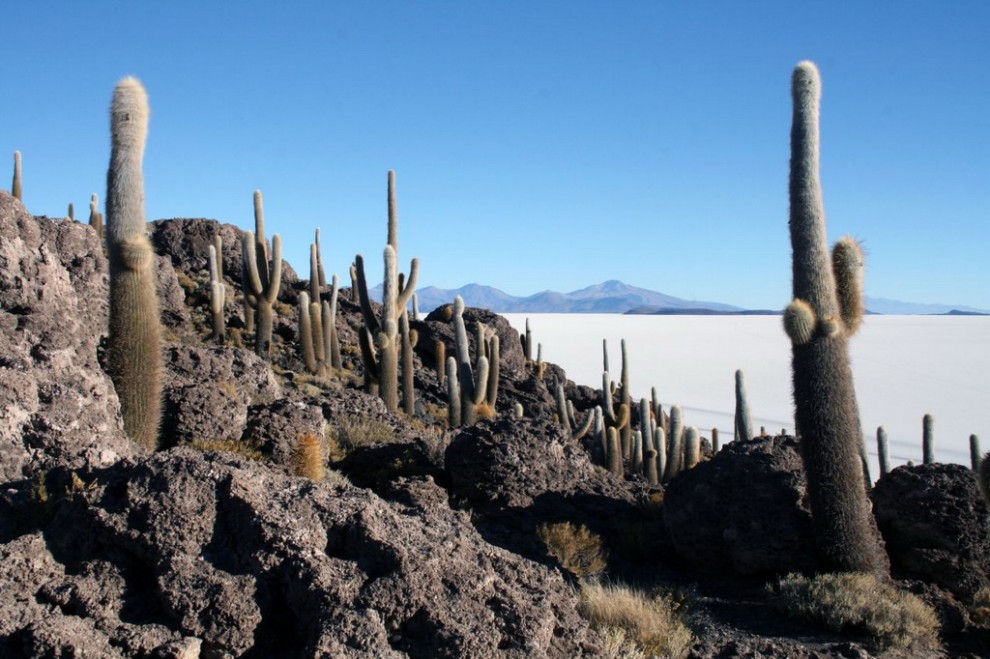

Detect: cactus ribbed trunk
[787, 61, 888, 577]
[106, 78, 162, 451]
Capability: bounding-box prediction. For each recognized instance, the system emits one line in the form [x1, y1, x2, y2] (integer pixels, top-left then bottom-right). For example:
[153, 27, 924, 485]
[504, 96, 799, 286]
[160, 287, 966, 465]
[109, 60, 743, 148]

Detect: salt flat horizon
[503, 313, 989, 482]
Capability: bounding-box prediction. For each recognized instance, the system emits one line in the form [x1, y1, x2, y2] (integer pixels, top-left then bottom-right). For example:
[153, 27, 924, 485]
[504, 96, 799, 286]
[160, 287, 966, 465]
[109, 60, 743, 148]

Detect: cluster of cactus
[297, 231, 342, 377]
[240, 190, 283, 359]
[447, 296, 499, 425]
[105, 77, 163, 451]
[353, 171, 420, 414]
[88, 193, 104, 241]
[783, 61, 887, 576]
[554, 381, 597, 442]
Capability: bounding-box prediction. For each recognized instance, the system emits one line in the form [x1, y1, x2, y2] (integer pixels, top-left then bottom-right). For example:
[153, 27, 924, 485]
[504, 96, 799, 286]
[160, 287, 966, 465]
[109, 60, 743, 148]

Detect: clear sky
[5, 2, 988, 310]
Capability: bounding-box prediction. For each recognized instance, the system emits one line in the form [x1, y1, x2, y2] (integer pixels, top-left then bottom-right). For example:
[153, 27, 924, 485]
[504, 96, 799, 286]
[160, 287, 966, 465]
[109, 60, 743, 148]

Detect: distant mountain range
[370, 280, 988, 316]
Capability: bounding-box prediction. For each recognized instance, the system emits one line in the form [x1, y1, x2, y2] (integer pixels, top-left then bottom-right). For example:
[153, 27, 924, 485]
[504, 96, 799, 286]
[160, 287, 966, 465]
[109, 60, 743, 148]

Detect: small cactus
[877, 426, 890, 476]
[208, 240, 226, 344]
[922, 413, 935, 465]
[971, 435, 982, 471]
[293, 432, 325, 482]
[735, 369, 755, 441]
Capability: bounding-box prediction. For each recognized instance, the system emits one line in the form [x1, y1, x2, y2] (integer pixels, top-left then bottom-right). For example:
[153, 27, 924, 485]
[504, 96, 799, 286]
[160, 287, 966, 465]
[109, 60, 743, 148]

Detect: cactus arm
[298, 291, 317, 373]
[241, 232, 263, 297]
[832, 237, 865, 335]
[446, 356, 461, 426]
[264, 234, 282, 305]
[394, 257, 419, 315]
[353, 254, 382, 335]
[485, 335, 499, 408]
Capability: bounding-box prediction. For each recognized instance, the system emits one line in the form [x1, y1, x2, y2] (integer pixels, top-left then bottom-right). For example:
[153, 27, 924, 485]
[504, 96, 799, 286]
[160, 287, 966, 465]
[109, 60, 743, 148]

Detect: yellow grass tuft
[578, 582, 694, 659]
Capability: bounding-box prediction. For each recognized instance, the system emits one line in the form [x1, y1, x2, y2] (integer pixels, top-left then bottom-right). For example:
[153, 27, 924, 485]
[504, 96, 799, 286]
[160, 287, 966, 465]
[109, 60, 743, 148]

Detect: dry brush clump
[771, 572, 939, 650]
[537, 521, 609, 579]
[578, 582, 694, 659]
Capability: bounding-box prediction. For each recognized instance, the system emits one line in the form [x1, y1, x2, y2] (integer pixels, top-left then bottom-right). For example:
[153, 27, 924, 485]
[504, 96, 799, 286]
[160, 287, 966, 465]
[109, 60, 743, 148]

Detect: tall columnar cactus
[735, 369, 755, 441]
[105, 77, 162, 451]
[354, 246, 419, 413]
[783, 61, 887, 576]
[298, 291, 318, 374]
[922, 413, 935, 464]
[11, 151, 22, 201]
[400, 308, 418, 415]
[68, 202, 75, 221]
[241, 190, 282, 357]
[662, 405, 684, 483]
[971, 435, 982, 471]
[683, 427, 701, 470]
[208, 239, 225, 344]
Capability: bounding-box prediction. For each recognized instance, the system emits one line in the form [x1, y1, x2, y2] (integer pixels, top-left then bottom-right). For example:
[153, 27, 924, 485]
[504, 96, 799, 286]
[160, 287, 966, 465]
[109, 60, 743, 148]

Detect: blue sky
[5, 2, 988, 310]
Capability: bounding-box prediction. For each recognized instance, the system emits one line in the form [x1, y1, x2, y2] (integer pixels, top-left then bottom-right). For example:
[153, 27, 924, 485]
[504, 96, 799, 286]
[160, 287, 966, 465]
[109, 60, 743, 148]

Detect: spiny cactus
[11, 151, 22, 201]
[922, 413, 935, 465]
[293, 432, 325, 482]
[105, 77, 162, 451]
[400, 307, 418, 415]
[240, 190, 282, 358]
[735, 369, 755, 441]
[683, 426, 701, 470]
[971, 434, 982, 471]
[784, 61, 887, 576]
[208, 239, 225, 344]
[298, 291, 318, 374]
[326, 275, 342, 369]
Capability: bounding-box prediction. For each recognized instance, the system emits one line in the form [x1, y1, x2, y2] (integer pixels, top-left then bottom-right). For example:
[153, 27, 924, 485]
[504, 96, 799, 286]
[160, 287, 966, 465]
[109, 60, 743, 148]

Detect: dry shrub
[190, 438, 264, 462]
[293, 433, 325, 481]
[537, 522, 609, 578]
[969, 588, 990, 627]
[772, 572, 939, 649]
[332, 415, 398, 449]
[579, 582, 694, 659]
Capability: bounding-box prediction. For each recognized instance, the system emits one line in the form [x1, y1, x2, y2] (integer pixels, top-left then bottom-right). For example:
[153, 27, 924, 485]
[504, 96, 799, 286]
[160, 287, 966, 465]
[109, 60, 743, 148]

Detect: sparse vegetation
[189, 438, 265, 462]
[578, 582, 694, 659]
[771, 572, 939, 649]
[330, 415, 399, 449]
[537, 521, 609, 578]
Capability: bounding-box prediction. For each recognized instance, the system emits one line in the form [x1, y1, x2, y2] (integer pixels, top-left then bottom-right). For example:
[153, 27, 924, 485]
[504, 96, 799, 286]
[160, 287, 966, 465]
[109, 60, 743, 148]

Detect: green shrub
[771, 572, 939, 649]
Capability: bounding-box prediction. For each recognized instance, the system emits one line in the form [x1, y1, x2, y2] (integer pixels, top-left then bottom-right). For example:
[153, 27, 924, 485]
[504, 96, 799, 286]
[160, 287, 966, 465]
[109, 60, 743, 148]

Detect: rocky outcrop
[872, 463, 990, 600]
[0, 449, 596, 657]
[0, 191, 137, 482]
[663, 435, 818, 576]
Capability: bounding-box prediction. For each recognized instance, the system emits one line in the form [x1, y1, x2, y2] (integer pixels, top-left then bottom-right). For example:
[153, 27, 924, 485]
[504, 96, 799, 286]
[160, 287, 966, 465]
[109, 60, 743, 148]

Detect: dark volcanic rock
[872, 462, 990, 600]
[0, 192, 137, 481]
[0, 449, 596, 657]
[663, 435, 817, 576]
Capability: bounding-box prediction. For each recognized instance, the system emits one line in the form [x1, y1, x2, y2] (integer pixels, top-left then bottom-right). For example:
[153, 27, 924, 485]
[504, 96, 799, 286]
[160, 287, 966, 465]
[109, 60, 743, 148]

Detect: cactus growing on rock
[105, 77, 162, 451]
[208, 240, 226, 344]
[784, 61, 887, 576]
[922, 413, 935, 465]
[877, 426, 891, 477]
[89, 193, 104, 241]
[735, 369, 755, 441]
[240, 190, 282, 358]
[448, 296, 492, 425]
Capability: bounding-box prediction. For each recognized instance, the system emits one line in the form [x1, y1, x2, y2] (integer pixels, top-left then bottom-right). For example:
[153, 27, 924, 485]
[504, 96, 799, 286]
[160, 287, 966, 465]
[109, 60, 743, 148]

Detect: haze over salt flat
[503, 313, 990, 482]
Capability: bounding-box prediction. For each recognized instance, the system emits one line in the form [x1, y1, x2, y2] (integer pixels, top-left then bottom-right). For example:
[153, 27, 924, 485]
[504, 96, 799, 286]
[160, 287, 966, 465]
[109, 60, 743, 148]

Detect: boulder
[0, 192, 137, 482]
[872, 463, 990, 599]
[663, 435, 817, 576]
[0, 449, 598, 657]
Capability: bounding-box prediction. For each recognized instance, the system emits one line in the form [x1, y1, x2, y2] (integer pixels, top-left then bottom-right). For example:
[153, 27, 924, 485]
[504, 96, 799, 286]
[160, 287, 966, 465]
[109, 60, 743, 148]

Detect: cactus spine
[105, 77, 162, 451]
[240, 191, 282, 358]
[11, 151, 22, 201]
[785, 61, 887, 576]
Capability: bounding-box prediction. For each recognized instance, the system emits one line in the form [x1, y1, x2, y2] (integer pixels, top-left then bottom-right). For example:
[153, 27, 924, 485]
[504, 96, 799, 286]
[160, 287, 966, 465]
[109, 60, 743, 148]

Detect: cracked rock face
[2, 449, 594, 657]
[0, 191, 138, 482]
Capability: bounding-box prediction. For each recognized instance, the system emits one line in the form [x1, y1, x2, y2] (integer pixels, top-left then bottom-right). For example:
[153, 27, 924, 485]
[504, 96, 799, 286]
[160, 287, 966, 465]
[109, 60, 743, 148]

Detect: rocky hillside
[1, 191, 990, 657]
